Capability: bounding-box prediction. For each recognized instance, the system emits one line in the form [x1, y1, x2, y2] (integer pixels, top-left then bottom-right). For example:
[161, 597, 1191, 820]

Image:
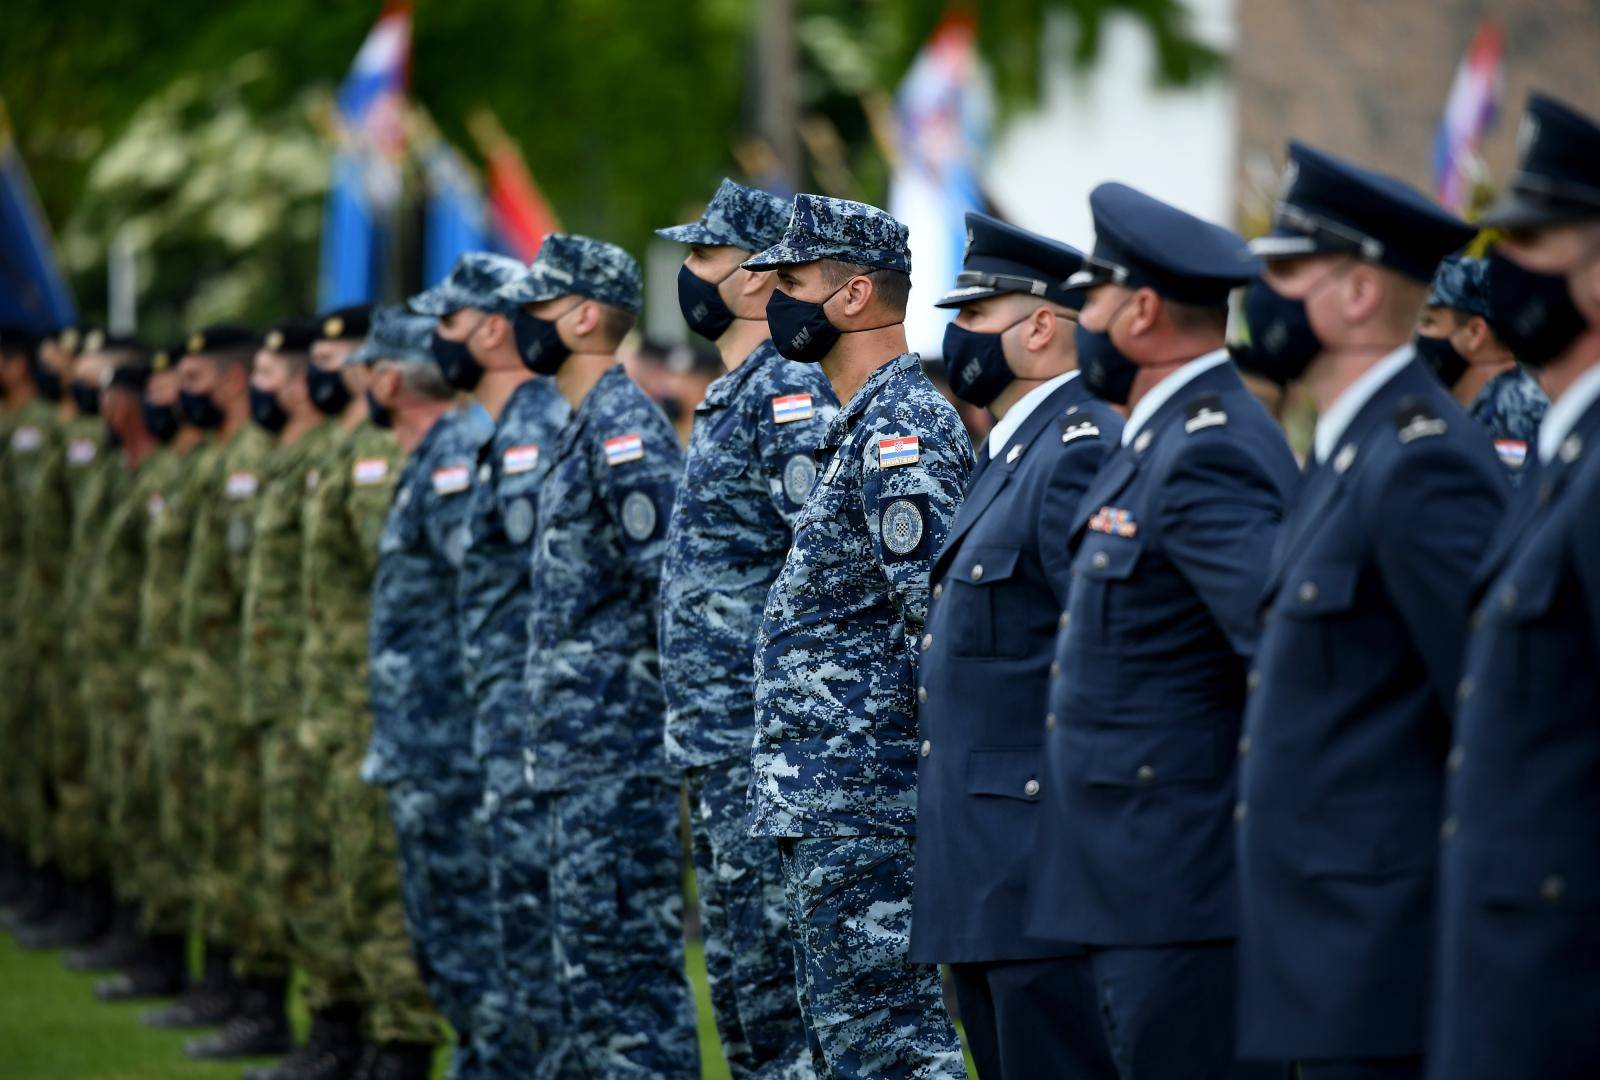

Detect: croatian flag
[469, 109, 561, 263]
[888, 12, 993, 358]
[317, 3, 412, 309]
[0, 105, 77, 332]
[422, 139, 490, 289]
[1432, 20, 1503, 214]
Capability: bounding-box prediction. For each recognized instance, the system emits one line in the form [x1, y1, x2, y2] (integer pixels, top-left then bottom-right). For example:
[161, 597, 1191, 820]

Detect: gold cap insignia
[60, 327, 81, 352]
[323, 316, 344, 339]
[152, 350, 171, 371]
[187, 331, 205, 354]
[265, 330, 284, 351]
[84, 329, 105, 353]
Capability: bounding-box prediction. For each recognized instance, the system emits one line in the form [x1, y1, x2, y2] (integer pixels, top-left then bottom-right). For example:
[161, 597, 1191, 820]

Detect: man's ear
[1024, 306, 1057, 353]
[1342, 263, 1385, 324]
[1461, 315, 1491, 354]
[570, 299, 601, 338]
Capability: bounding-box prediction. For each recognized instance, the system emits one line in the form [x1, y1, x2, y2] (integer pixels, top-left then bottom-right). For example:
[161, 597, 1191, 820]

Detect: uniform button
[932, 583, 943, 600]
[1457, 677, 1473, 704]
[970, 564, 984, 582]
[1542, 874, 1567, 904]
[1136, 765, 1156, 784]
[1298, 581, 1319, 605]
[1233, 801, 1248, 824]
[917, 687, 928, 704]
[1440, 816, 1458, 841]
[1044, 713, 1057, 731]
[920, 739, 932, 758]
[1237, 734, 1251, 758]
[1246, 669, 1261, 692]
[922, 633, 933, 651]
[1091, 552, 1110, 571]
[1447, 745, 1464, 773]
[1049, 661, 1061, 679]
[1059, 610, 1070, 630]
[1023, 779, 1041, 797]
[1500, 585, 1518, 611]
[477, 463, 492, 482]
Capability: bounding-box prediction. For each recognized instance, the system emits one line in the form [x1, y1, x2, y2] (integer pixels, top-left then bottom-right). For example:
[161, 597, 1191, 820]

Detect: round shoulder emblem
[782, 453, 818, 505]
[621, 490, 658, 542]
[505, 497, 535, 544]
[882, 497, 925, 556]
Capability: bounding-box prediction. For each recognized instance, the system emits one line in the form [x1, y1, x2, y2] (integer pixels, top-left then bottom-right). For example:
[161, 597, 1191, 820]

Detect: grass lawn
[0, 930, 731, 1080]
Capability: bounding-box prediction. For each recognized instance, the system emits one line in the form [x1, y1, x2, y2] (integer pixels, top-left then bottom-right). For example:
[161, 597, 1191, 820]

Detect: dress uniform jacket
[1429, 384, 1600, 1080]
[911, 374, 1123, 964]
[1028, 354, 1297, 947]
[1236, 353, 1508, 1060]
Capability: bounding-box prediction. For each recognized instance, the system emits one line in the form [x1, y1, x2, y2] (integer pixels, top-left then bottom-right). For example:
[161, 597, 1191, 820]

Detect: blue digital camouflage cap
[742, 193, 912, 274]
[1427, 255, 1493, 320]
[409, 252, 528, 316]
[656, 178, 793, 253]
[491, 234, 643, 316]
[345, 305, 438, 366]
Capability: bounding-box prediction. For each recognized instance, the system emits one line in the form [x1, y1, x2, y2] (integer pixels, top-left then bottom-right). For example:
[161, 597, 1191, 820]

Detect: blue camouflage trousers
[686, 759, 813, 1079]
[482, 757, 561, 1076]
[777, 835, 965, 1080]
[539, 774, 699, 1079]
[388, 774, 515, 1079]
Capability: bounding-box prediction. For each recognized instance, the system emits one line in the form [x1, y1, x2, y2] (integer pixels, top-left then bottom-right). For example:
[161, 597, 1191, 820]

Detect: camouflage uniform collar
[819, 352, 921, 450]
[553, 363, 629, 456]
[697, 338, 780, 411]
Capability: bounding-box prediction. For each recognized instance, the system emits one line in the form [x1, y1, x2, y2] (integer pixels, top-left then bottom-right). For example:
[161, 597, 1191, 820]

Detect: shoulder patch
[1493, 438, 1528, 470]
[1184, 395, 1228, 434]
[305, 468, 321, 492]
[67, 437, 98, 465]
[503, 444, 541, 474]
[878, 492, 930, 562]
[352, 457, 391, 486]
[772, 393, 815, 424]
[620, 490, 659, 542]
[432, 464, 471, 496]
[781, 452, 818, 505]
[146, 493, 166, 519]
[877, 434, 920, 468]
[225, 470, 259, 499]
[1061, 416, 1102, 445]
[10, 426, 41, 452]
[604, 433, 644, 467]
[1396, 400, 1447, 444]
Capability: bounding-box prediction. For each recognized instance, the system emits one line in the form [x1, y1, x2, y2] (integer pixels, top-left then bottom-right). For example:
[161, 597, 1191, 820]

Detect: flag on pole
[469, 109, 560, 263]
[0, 99, 77, 332]
[886, 11, 993, 359]
[1432, 20, 1504, 215]
[317, 2, 412, 309]
[421, 140, 490, 287]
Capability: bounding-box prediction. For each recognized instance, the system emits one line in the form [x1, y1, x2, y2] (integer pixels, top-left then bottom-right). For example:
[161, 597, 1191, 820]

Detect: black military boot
[183, 974, 292, 1060]
[94, 933, 187, 1001]
[350, 1041, 436, 1080]
[242, 1002, 365, 1080]
[65, 900, 146, 971]
[16, 873, 113, 949]
[142, 942, 237, 1029]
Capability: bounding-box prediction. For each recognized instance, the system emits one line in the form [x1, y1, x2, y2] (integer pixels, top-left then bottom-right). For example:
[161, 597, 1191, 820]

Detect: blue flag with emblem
[0, 100, 77, 332]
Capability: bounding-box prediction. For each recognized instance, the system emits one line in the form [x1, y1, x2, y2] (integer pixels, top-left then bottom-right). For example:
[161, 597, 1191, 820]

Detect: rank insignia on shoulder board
[877, 434, 920, 468]
[604, 433, 644, 467]
[1396, 401, 1446, 444]
[1061, 416, 1101, 445]
[1088, 505, 1138, 538]
[432, 464, 470, 495]
[353, 457, 390, 485]
[772, 393, 815, 424]
[1185, 396, 1228, 434]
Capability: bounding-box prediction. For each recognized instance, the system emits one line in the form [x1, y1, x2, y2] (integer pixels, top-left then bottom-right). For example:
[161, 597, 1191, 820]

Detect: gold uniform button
[1091, 552, 1110, 571]
[1440, 817, 1458, 841]
[970, 564, 984, 582]
[1446, 746, 1464, 773]
[1023, 779, 1041, 798]
[932, 584, 943, 600]
[922, 633, 933, 651]
[1136, 765, 1155, 785]
[1059, 610, 1070, 630]
[917, 687, 928, 704]
[1298, 581, 1319, 605]
[920, 739, 932, 758]
[1044, 713, 1057, 731]
[1542, 875, 1567, 903]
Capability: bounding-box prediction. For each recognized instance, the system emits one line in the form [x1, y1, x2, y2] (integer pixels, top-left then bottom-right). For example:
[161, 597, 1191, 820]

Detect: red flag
[469, 109, 559, 262]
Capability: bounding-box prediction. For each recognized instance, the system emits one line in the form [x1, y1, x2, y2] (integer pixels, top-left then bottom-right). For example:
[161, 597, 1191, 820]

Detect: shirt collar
[822, 352, 919, 448]
[700, 338, 776, 409]
[1122, 348, 1231, 446]
[987, 371, 1077, 459]
[1538, 358, 1600, 464]
[1312, 343, 1414, 464]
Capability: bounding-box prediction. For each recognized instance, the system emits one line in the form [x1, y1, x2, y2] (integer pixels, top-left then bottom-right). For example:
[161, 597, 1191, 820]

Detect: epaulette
[1184, 394, 1228, 434]
[1060, 406, 1102, 445]
[1395, 399, 1447, 444]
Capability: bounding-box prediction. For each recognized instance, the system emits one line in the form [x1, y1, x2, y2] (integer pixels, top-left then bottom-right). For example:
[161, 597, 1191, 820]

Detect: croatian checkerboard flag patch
[877, 435, 920, 468]
[503, 444, 540, 474]
[353, 457, 390, 486]
[432, 464, 470, 495]
[604, 433, 644, 467]
[772, 393, 815, 424]
[1493, 438, 1528, 469]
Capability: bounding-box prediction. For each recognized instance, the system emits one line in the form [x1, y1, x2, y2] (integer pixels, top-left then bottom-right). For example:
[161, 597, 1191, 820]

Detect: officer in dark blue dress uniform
[1429, 91, 1600, 1080]
[910, 212, 1122, 1080]
[1234, 141, 1503, 1080]
[1026, 183, 1298, 1080]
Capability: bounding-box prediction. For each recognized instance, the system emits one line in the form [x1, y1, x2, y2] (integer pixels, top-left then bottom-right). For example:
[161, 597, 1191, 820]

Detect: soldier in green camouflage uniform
[167, 326, 295, 1062]
[297, 307, 443, 1079]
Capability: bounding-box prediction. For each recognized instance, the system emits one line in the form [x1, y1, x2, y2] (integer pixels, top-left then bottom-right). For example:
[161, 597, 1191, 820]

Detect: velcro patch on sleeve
[878, 491, 931, 563]
[604, 433, 644, 467]
[877, 434, 920, 468]
[225, 471, 259, 499]
[503, 444, 541, 474]
[432, 464, 470, 495]
[353, 457, 391, 486]
[772, 393, 815, 424]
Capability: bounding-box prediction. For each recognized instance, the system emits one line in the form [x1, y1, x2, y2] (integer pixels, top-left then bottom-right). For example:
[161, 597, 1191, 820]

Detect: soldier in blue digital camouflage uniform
[1414, 254, 1548, 484]
[747, 194, 972, 1079]
[365, 305, 497, 1080]
[655, 179, 835, 1079]
[492, 234, 698, 1078]
[417, 252, 571, 1077]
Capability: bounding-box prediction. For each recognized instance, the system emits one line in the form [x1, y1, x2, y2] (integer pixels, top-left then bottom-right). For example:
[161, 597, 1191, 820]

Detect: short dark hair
[818, 260, 912, 317]
[596, 303, 637, 348]
[1162, 298, 1229, 336]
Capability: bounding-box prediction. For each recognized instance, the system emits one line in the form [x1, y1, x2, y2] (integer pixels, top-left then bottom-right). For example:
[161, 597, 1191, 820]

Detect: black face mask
[143, 400, 182, 443]
[307, 363, 352, 415]
[510, 308, 572, 375]
[1075, 297, 1139, 405]
[1484, 250, 1590, 370]
[677, 264, 738, 342]
[430, 327, 484, 391]
[179, 388, 225, 430]
[32, 359, 62, 401]
[249, 385, 289, 433]
[365, 387, 393, 429]
[942, 317, 1029, 408]
[70, 380, 100, 416]
[1414, 332, 1470, 389]
[1242, 279, 1325, 385]
[766, 285, 844, 364]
